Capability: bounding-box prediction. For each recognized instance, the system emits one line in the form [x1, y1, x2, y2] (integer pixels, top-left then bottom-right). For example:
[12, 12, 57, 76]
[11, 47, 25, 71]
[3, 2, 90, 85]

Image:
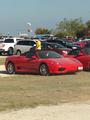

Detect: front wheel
[6, 62, 15, 74]
[39, 64, 49, 76]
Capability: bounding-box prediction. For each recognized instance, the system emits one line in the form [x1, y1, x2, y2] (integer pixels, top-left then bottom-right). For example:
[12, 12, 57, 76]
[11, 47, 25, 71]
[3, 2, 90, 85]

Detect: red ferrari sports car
[67, 48, 90, 70]
[5, 51, 83, 75]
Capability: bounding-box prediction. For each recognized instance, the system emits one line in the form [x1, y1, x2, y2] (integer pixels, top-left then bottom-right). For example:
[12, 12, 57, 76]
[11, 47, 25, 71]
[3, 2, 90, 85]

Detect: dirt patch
[0, 65, 13, 78]
[0, 102, 90, 120]
[0, 56, 7, 59]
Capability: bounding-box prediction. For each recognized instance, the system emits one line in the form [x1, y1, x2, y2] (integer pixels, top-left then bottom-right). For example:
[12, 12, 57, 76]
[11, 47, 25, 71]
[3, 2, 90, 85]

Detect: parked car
[73, 39, 90, 48]
[85, 41, 90, 48]
[66, 48, 90, 70]
[0, 39, 4, 55]
[0, 37, 23, 55]
[46, 38, 80, 49]
[14, 39, 36, 55]
[5, 51, 83, 75]
[41, 42, 71, 56]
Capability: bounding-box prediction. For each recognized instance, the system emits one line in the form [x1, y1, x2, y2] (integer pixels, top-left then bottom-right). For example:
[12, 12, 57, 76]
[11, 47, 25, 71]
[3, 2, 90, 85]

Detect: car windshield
[51, 43, 64, 48]
[42, 42, 64, 49]
[38, 51, 62, 59]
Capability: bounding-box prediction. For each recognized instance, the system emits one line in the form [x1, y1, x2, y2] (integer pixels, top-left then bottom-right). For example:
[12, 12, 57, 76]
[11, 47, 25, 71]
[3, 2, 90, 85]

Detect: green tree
[54, 32, 66, 38]
[86, 20, 90, 29]
[35, 28, 51, 35]
[76, 29, 86, 38]
[55, 18, 85, 37]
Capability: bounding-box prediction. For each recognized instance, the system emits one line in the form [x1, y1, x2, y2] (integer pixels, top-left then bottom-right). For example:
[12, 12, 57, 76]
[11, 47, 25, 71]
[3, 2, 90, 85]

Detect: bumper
[49, 65, 83, 74]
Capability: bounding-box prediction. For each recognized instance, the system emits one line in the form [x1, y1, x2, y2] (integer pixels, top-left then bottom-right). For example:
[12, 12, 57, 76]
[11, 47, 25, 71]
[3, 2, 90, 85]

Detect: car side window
[24, 41, 29, 46]
[17, 41, 23, 45]
[29, 41, 35, 46]
[4, 39, 14, 43]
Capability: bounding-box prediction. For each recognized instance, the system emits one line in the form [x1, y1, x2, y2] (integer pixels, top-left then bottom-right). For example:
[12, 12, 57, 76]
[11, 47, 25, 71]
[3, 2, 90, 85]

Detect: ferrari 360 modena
[5, 51, 83, 75]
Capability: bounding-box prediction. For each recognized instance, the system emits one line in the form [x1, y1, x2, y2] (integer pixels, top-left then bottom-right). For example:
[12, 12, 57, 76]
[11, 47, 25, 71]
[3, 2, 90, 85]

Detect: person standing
[28, 40, 41, 58]
[36, 39, 41, 50]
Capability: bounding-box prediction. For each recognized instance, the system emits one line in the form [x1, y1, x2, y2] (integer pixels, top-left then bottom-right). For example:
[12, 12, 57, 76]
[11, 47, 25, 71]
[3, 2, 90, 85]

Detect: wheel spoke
[40, 64, 49, 76]
[7, 63, 15, 74]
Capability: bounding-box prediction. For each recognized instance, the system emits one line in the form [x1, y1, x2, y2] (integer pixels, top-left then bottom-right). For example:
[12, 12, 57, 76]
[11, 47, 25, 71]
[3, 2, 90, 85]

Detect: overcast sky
[0, 0, 90, 35]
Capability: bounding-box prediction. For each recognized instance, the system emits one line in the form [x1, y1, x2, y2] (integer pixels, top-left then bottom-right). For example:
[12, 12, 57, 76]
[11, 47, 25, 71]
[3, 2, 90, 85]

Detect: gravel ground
[0, 102, 90, 120]
[0, 65, 11, 77]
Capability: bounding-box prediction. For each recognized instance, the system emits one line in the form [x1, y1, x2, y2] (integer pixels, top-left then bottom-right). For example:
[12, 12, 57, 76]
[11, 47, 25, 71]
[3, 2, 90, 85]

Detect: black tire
[8, 47, 13, 55]
[0, 52, 2, 56]
[16, 50, 21, 56]
[39, 64, 49, 76]
[6, 62, 15, 74]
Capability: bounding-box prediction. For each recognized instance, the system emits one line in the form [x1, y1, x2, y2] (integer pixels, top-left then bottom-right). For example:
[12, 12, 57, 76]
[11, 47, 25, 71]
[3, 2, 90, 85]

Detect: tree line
[35, 18, 90, 38]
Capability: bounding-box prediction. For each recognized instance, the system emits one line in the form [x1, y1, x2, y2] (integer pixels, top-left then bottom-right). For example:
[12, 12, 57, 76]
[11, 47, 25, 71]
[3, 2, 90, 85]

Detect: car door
[21, 54, 40, 73]
[21, 41, 30, 53]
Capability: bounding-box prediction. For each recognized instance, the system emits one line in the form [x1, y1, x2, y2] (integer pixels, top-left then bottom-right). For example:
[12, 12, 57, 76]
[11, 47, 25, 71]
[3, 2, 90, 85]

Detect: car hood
[44, 58, 80, 66]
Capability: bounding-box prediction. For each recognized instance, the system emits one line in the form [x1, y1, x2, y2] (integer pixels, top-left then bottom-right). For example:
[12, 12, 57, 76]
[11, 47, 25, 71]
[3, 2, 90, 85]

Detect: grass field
[0, 57, 6, 65]
[0, 57, 90, 111]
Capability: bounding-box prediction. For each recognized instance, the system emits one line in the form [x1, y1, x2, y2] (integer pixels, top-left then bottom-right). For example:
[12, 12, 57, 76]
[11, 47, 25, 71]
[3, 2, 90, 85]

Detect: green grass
[0, 57, 90, 111]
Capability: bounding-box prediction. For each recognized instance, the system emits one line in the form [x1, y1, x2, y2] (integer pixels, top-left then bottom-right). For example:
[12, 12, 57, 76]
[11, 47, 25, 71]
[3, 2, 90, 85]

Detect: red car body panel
[66, 51, 90, 70]
[5, 51, 83, 75]
[77, 55, 90, 70]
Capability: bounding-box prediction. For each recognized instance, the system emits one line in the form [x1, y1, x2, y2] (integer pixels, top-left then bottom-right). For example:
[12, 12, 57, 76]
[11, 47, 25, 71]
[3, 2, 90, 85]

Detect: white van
[14, 39, 36, 55]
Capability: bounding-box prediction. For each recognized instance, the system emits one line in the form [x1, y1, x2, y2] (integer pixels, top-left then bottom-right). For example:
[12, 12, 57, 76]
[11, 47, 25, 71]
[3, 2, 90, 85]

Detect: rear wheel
[39, 64, 49, 76]
[6, 62, 15, 74]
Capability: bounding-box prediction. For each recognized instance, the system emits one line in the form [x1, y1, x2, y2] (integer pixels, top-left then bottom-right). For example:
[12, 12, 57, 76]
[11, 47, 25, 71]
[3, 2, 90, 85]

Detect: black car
[41, 42, 71, 56]
[46, 38, 80, 49]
